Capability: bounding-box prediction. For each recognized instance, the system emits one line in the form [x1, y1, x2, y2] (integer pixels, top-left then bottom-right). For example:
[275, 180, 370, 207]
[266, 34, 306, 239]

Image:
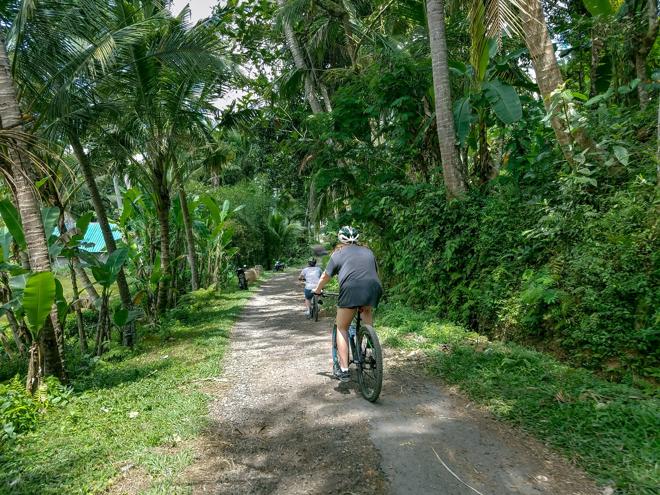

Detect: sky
[169, 0, 217, 23]
[168, 0, 245, 111]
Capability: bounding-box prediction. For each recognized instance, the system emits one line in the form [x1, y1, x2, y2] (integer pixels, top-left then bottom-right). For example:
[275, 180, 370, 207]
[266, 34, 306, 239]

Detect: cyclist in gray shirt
[299, 258, 322, 318]
[313, 226, 382, 382]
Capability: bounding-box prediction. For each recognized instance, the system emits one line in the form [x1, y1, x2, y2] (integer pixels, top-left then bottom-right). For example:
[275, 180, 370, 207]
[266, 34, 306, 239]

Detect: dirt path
[184, 274, 601, 495]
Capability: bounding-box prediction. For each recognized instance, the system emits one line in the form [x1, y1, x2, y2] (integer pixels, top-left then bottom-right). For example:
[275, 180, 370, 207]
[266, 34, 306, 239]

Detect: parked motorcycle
[236, 265, 248, 290]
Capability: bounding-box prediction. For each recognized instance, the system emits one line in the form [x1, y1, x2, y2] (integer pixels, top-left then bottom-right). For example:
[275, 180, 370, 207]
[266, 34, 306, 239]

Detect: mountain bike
[320, 292, 383, 402]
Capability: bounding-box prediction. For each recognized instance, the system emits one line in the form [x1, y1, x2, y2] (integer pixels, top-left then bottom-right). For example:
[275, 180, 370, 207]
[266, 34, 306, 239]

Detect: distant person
[313, 226, 382, 382]
[299, 258, 322, 318]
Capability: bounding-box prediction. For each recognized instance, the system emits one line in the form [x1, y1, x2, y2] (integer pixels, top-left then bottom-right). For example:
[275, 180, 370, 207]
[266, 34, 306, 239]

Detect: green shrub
[1, 376, 72, 442]
[354, 146, 658, 379]
[0, 377, 39, 441]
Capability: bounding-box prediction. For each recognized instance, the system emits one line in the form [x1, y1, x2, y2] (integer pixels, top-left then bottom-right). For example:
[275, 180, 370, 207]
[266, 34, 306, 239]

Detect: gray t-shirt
[324, 245, 381, 288]
[299, 266, 322, 290]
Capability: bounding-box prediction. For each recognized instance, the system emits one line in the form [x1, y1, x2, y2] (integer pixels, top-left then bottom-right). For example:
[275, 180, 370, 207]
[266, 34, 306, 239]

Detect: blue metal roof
[53, 222, 122, 253]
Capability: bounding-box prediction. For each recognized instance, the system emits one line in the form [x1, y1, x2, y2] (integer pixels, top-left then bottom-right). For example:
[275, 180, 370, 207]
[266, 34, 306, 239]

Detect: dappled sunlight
[182, 275, 599, 495]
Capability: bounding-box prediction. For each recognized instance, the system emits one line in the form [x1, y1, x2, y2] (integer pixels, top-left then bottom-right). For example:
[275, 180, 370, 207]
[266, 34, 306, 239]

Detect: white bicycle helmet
[338, 225, 359, 244]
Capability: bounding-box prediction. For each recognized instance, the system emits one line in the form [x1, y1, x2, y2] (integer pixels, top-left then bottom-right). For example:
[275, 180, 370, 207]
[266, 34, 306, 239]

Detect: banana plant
[0, 200, 64, 357]
[451, 40, 527, 183]
[78, 249, 131, 355]
[198, 195, 242, 289]
[114, 187, 159, 320]
[0, 208, 30, 304]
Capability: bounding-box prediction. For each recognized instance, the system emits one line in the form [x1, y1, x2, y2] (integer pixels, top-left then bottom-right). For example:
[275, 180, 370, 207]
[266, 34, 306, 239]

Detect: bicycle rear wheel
[356, 325, 383, 402]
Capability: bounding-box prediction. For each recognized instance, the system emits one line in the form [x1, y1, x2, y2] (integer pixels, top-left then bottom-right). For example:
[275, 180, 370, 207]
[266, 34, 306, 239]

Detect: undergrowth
[0, 286, 257, 495]
[378, 303, 659, 495]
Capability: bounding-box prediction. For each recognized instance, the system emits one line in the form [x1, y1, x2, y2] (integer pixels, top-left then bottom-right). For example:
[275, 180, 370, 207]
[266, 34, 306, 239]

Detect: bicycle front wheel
[356, 325, 383, 402]
[312, 295, 320, 322]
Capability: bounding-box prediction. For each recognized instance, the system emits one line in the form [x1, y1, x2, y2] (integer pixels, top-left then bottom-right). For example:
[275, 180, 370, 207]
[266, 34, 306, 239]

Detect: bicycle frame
[322, 291, 383, 401]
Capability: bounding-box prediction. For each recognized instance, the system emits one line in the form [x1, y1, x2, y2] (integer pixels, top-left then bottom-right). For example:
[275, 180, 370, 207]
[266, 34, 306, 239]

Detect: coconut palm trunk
[154, 164, 171, 314]
[73, 257, 100, 303]
[0, 37, 66, 390]
[69, 135, 135, 346]
[113, 175, 124, 211]
[519, 0, 593, 158]
[278, 0, 324, 114]
[69, 261, 88, 354]
[178, 187, 198, 290]
[426, 0, 467, 198]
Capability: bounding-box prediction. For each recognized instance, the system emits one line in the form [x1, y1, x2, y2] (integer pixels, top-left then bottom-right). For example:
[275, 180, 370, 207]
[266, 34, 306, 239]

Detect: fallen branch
[431, 447, 488, 495]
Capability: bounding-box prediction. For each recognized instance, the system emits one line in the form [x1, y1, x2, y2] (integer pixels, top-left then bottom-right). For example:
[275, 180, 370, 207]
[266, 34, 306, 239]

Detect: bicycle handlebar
[317, 291, 339, 297]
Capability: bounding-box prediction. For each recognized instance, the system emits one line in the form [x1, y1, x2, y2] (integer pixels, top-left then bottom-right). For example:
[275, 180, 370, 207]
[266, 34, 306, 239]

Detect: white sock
[341, 367, 348, 372]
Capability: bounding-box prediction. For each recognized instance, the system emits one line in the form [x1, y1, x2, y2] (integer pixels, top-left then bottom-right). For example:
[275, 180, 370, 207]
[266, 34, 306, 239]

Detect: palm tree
[277, 0, 324, 114]
[426, 0, 467, 198]
[103, 5, 229, 313]
[0, 36, 65, 391]
[469, 0, 593, 160]
[267, 209, 303, 263]
[13, 1, 228, 315]
[7, 0, 161, 346]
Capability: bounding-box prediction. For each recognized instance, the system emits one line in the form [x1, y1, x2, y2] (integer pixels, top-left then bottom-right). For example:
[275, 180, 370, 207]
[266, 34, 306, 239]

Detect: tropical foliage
[0, 1, 657, 491]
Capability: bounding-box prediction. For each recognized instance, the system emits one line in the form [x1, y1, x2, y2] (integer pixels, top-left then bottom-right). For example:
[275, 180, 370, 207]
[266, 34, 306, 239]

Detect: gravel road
[184, 274, 601, 495]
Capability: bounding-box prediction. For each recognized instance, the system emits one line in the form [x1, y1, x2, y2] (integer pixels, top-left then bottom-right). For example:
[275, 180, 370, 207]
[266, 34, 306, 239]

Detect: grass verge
[0, 285, 258, 495]
[377, 303, 659, 495]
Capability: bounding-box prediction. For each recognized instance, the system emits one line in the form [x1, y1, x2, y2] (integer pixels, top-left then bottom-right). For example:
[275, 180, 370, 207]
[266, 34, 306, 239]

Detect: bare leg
[360, 306, 374, 325]
[336, 307, 357, 369]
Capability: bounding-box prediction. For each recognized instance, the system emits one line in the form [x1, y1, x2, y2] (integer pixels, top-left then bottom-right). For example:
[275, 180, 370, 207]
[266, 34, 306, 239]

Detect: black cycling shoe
[335, 369, 350, 382]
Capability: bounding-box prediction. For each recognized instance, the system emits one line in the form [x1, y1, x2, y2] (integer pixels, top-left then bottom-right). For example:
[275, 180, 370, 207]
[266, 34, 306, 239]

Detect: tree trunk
[113, 175, 124, 211]
[73, 257, 100, 304]
[0, 331, 14, 360]
[519, 0, 593, 160]
[589, 27, 603, 97]
[69, 261, 88, 354]
[278, 0, 324, 114]
[6, 310, 27, 356]
[634, 0, 658, 109]
[476, 116, 494, 183]
[0, 37, 65, 389]
[656, 95, 660, 186]
[155, 166, 171, 314]
[69, 135, 135, 346]
[426, 0, 467, 198]
[320, 83, 333, 112]
[178, 187, 199, 291]
[95, 290, 110, 356]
